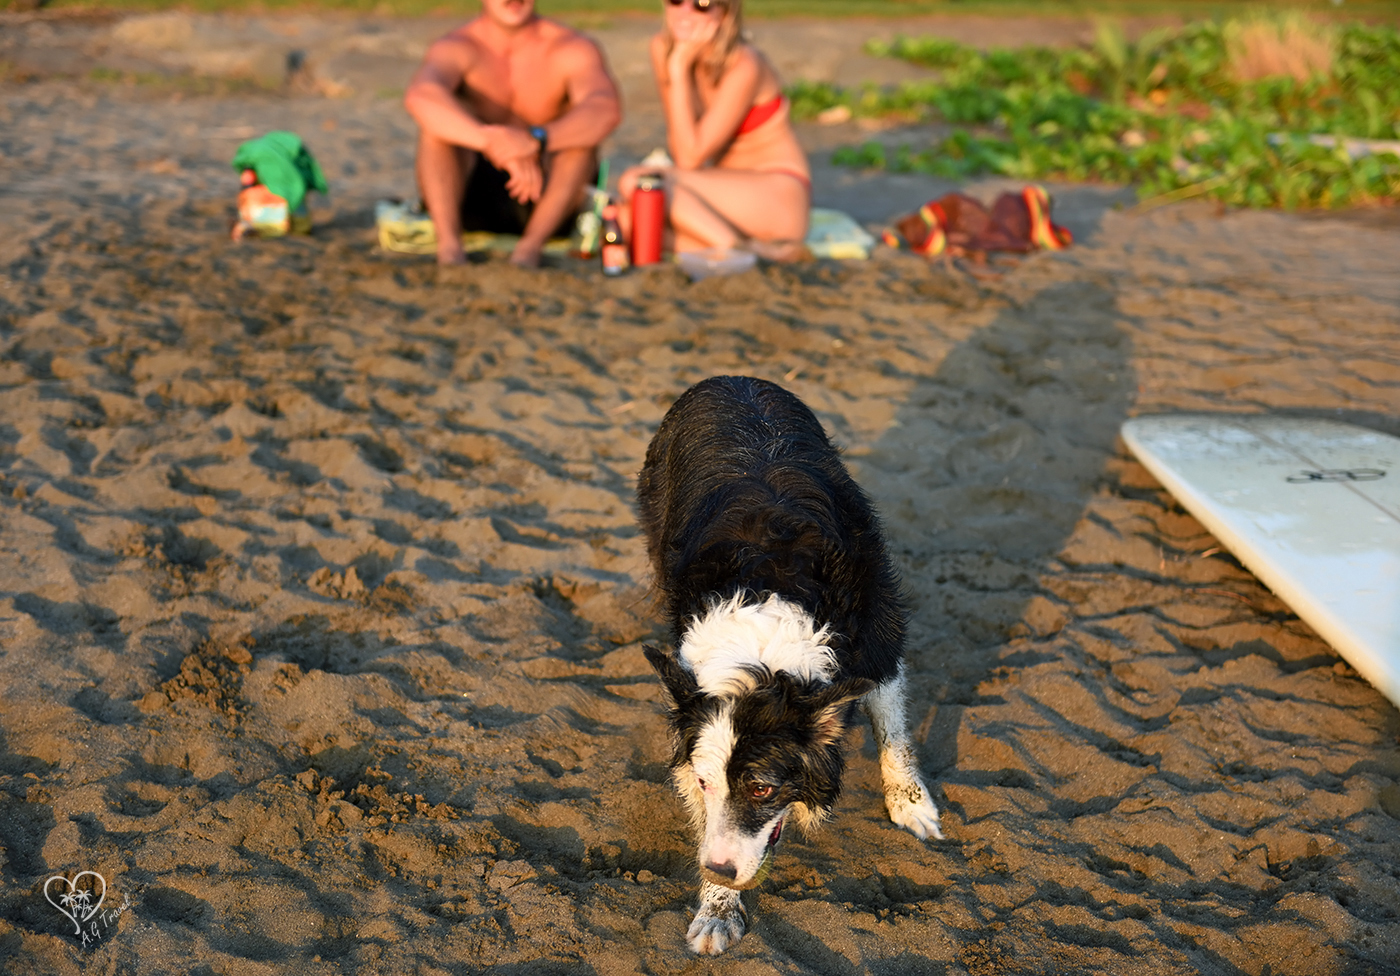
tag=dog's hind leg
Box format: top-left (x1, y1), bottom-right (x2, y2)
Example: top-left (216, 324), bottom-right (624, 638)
top-left (688, 880), bottom-right (746, 954)
top-left (864, 669), bottom-right (944, 840)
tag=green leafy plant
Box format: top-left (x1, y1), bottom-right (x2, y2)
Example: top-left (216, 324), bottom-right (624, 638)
top-left (810, 14), bottom-right (1400, 208)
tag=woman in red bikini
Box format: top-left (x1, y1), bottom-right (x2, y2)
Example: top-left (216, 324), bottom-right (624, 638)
top-left (619, 0), bottom-right (810, 254)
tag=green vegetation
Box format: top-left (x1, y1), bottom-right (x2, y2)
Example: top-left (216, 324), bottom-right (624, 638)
top-left (793, 14), bottom-right (1400, 208)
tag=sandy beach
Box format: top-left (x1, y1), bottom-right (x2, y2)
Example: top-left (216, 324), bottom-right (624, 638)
top-left (1, 9), bottom-right (1399, 975)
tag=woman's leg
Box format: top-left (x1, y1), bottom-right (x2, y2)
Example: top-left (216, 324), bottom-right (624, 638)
top-left (670, 169), bottom-right (809, 244)
top-left (619, 165), bottom-right (808, 252)
top-left (669, 183), bottom-right (742, 251)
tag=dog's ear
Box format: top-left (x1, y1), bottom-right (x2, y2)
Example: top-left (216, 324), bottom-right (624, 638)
top-left (807, 677), bottom-right (875, 747)
top-left (644, 644), bottom-right (700, 706)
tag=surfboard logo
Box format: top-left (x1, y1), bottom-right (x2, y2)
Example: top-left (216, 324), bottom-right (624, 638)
top-left (1286, 469), bottom-right (1387, 483)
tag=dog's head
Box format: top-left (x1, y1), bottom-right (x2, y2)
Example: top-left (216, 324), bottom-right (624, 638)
top-left (646, 643), bottom-right (872, 890)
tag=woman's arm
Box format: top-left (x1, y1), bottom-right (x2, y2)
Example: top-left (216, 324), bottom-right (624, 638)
top-left (651, 33), bottom-right (762, 170)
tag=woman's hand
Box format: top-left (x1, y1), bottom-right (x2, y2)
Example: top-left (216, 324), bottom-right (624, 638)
top-left (619, 165), bottom-right (674, 197)
top-left (650, 23), bottom-right (761, 170)
top-left (667, 19), bottom-right (719, 77)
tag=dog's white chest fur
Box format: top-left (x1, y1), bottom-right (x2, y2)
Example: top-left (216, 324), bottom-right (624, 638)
top-left (678, 594), bottom-right (836, 696)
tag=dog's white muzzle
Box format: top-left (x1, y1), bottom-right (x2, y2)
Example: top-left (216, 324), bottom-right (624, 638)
top-left (700, 815), bottom-right (785, 890)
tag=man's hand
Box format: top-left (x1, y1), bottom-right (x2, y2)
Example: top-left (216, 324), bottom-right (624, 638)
top-left (482, 125), bottom-right (545, 202)
top-left (481, 124), bottom-right (541, 168)
top-left (503, 156), bottom-right (544, 204)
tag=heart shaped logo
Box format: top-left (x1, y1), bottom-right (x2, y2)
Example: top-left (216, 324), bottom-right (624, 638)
top-left (44, 872), bottom-right (106, 935)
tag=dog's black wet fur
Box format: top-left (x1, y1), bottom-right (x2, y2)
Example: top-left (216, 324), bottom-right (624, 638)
top-left (638, 375), bottom-right (907, 669)
top-left (639, 374), bottom-right (907, 816)
top-left (637, 376), bottom-right (942, 954)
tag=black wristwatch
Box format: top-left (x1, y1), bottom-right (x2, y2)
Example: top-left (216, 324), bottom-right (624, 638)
top-left (529, 125), bottom-right (548, 156)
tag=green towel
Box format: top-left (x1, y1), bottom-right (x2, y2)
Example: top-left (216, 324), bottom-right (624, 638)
top-left (231, 132), bottom-right (329, 213)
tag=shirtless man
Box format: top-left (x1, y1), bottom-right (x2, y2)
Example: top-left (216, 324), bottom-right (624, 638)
top-left (404, 0), bottom-right (621, 267)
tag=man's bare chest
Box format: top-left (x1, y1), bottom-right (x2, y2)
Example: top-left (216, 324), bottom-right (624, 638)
top-left (462, 47), bottom-right (571, 125)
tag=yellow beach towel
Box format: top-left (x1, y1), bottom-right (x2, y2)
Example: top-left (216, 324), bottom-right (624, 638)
top-left (375, 201), bottom-right (570, 256)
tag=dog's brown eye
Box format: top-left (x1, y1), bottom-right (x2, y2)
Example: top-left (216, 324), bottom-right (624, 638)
top-left (697, 777), bottom-right (707, 789)
top-left (750, 784), bottom-right (775, 800)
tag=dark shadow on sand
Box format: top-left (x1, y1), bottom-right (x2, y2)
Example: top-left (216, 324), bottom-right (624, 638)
top-left (851, 278), bottom-right (1400, 974)
top-left (863, 279), bottom-right (1135, 710)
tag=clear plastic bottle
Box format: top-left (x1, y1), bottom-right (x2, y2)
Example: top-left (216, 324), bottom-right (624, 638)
top-left (572, 188), bottom-right (608, 258)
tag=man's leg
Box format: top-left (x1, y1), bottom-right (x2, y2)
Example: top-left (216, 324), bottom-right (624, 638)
top-left (416, 128), bottom-right (477, 266)
top-left (510, 147), bottom-right (596, 268)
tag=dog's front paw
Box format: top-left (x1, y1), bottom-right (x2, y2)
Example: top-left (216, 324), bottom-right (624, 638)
top-left (688, 912), bottom-right (745, 955)
top-left (886, 782), bottom-right (945, 841)
top-left (687, 902), bottom-right (746, 954)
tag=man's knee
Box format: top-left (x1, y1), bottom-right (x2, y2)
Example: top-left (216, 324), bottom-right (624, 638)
top-left (546, 146), bottom-right (597, 175)
top-left (541, 148), bottom-right (598, 200)
top-left (418, 130), bottom-right (471, 162)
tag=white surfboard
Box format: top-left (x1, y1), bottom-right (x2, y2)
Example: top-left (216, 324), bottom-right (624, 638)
top-left (1121, 415), bottom-right (1400, 708)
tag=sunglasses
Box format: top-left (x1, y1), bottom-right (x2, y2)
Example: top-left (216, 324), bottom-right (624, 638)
top-left (667, 0), bottom-right (723, 10)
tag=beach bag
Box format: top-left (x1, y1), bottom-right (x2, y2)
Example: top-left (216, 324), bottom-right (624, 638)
top-left (230, 132), bottom-right (327, 240)
top-left (884, 186), bottom-right (1071, 256)
top-left (231, 131), bottom-right (328, 214)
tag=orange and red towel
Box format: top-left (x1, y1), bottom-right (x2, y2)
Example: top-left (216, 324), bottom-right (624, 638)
top-left (883, 186), bottom-right (1072, 257)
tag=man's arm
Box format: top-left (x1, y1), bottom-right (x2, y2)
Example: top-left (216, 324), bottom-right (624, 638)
top-left (404, 36), bottom-right (541, 171)
top-left (404, 37), bottom-right (489, 149)
top-left (405, 35), bottom-right (547, 201)
top-left (536, 35), bottom-right (622, 152)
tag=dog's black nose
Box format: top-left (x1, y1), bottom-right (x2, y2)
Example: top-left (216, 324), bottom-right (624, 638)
top-left (704, 860), bottom-right (737, 880)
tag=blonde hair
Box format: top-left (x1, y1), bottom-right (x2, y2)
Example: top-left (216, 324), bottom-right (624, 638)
top-left (664, 0), bottom-right (744, 84)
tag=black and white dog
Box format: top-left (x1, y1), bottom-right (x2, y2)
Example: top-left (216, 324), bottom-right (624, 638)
top-left (638, 375), bottom-right (942, 955)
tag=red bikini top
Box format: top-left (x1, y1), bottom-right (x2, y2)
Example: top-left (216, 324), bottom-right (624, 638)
top-left (737, 94), bottom-right (785, 134)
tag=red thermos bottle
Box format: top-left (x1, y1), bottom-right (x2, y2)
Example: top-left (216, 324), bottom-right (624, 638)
top-left (631, 174), bottom-right (665, 266)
